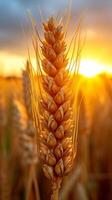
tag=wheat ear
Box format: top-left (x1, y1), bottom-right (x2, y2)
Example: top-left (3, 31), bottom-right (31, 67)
top-left (28, 16), bottom-right (81, 200)
top-left (22, 62), bottom-right (40, 200)
top-left (22, 62), bottom-right (38, 165)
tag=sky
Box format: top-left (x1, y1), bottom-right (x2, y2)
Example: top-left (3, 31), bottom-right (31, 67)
top-left (0, 0), bottom-right (112, 76)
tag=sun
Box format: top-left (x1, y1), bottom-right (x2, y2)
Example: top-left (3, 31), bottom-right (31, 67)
top-left (68, 59), bottom-right (110, 78)
top-left (79, 60), bottom-right (105, 77)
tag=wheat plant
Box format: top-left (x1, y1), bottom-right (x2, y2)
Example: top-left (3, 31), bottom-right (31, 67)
top-left (27, 16), bottom-right (82, 200)
top-left (12, 88), bottom-right (39, 199)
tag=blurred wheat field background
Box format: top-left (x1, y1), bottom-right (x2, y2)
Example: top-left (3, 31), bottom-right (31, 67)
top-left (0, 0), bottom-right (112, 200)
top-left (0, 72), bottom-right (112, 200)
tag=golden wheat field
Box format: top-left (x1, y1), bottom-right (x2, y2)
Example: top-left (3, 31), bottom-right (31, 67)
top-left (0, 72), bottom-right (112, 200)
top-left (0, 1), bottom-right (112, 200)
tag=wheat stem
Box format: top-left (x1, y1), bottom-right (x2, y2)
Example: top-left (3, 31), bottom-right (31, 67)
top-left (51, 188), bottom-right (59, 200)
top-left (51, 178), bottom-right (61, 200)
top-left (25, 165), bottom-right (34, 200)
top-left (33, 167), bottom-right (40, 200)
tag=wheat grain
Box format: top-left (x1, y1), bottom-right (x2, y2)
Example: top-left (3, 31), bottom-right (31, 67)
top-left (41, 17), bottom-right (76, 179)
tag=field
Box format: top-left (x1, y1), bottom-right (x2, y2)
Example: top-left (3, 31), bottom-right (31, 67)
top-left (0, 73), bottom-right (112, 200)
top-left (0, 0), bottom-right (112, 199)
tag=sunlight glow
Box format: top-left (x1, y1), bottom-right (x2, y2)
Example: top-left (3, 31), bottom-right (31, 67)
top-left (0, 52), bottom-right (37, 77)
top-left (68, 59), bottom-right (112, 78)
top-left (0, 52), bottom-right (112, 78)
top-left (79, 60), bottom-right (105, 77)
top-left (0, 52), bottom-right (24, 76)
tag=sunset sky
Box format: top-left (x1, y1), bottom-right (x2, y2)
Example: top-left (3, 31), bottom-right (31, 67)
top-left (0, 0), bottom-right (112, 76)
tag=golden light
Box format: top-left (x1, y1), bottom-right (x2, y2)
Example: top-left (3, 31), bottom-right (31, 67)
top-left (0, 52), bottom-right (38, 77)
top-left (79, 60), bottom-right (105, 77)
top-left (68, 59), bottom-right (112, 78)
top-left (0, 52), bottom-right (24, 76)
top-left (0, 51), bottom-right (112, 78)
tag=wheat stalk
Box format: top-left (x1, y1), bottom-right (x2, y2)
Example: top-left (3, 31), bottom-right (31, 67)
top-left (0, 95), bottom-right (6, 129)
top-left (0, 156), bottom-right (11, 200)
top-left (12, 98), bottom-right (40, 200)
top-left (28, 16), bottom-right (81, 200)
top-left (0, 95), bottom-right (6, 158)
top-left (0, 96), bottom-right (10, 200)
